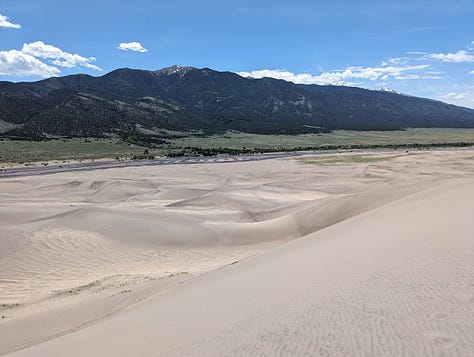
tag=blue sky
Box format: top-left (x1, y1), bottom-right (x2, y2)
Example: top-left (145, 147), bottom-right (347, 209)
top-left (1, 0), bottom-right (473, 107)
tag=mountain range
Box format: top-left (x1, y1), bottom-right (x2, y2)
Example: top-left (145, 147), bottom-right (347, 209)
top-left (1, 65), bottom-right (474, 139)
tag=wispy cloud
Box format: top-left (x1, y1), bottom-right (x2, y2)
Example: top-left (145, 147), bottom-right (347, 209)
top-left (390, 45), bottom-right (474, 64)
top-left (324, 64), bottom-right (435, 82)
top-left (238, 64), bottom-right (434, 86)
top-left (0, 42), bottom-right (101, 78)
top-left (237, 69), bottom-right (346, 85)
top-left (0, 13), bottom-right (21, 29)
top-left (445, 92), bottom-right (466, 100)
top-left (118, 42), bottom-right (148, 53)
top-left (427, 50), bottom-right (474, 63)
top-left (240, 42), bottom-right (474, 100)
top-left (442, 90), bottom-right (474, 108)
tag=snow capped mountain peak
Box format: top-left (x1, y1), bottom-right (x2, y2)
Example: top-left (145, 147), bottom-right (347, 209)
top-left (155, 65), bottom-right (195, 76)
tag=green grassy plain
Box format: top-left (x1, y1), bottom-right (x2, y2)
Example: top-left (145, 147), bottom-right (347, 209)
top-left (1, 128), bottom-right (473, 165)
top-left (0, 138), bottom-right (144, 165)
top-left (168, 128), bottom-right (474, 149)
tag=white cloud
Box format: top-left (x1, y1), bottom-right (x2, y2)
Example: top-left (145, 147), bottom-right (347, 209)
top-left (426, 70), bottom-right (444, 75)
top-left (390, 47), bottom-right (474, 65)
top-left (22, 41), bottom-right (102, 70)
top-left (238, 64), bottom-right (432, 86)
top-left (445, 92), bottom-right (466, 100)
top-left (0, 50), bottom-right (60, 77)
top-left (440, 90), bottom-right (474, 108)
top-left (0, 41), bottom-right (101, 78)
top-left (394, 74), bottom-right (442, 80)
top-left (470, 70), bottom-right (474, 75)
top-left (329, 65), bottom-right (431, 81)
top-left (386, 57), bottom-right (407, 65)
top-left (237, 69), bottom-right (350, 85)
top-left (427, 50), bottom-right (474, 63)
top-left (407, 51), bottom-right (427, 55)
top-left (118, 42), bottom-right (148, 53)
top-left (387, 54), bottom-right (427, 65)
top-left (0, 13), bottom-right (21, 29)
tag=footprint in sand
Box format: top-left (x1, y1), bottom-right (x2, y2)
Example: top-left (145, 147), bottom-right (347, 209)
top-left (434, 336), bottom-right (455, 349)
top-left (423, 332), bottom-right (456, 350)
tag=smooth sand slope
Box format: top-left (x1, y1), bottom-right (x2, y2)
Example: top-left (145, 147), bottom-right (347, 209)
top-left (1, 150), bottom-right (474, 356)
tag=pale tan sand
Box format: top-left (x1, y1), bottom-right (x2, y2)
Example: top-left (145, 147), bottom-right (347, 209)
top-left (1, 150), bottom-right (474, 356)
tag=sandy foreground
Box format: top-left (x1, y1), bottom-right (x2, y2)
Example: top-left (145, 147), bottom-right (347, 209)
top-left (1, 150), bottom-right (473, 356)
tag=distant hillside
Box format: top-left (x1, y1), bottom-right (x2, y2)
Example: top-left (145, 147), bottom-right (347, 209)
top-left (1, 65), bottom-right (474, 138)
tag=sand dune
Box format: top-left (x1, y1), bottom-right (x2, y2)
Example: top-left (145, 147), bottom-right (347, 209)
top-left (1, 150), bottom-right (474, 355)
top-left (8, 178), bottom-right (474, 357)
